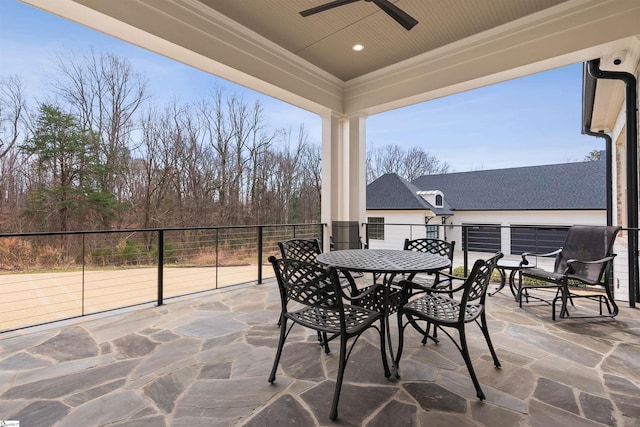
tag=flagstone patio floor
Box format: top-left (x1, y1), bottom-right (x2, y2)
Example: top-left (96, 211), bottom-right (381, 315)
top-left (1, 277), bottom-right (639, 426)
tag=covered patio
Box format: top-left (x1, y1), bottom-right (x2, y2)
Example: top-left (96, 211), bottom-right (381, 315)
top-left (21, 0), bottom-right (640, 305)
top-left (1, 279), bottom-right (639, 426)
top-left (5, 1), bottom-right (640, 425)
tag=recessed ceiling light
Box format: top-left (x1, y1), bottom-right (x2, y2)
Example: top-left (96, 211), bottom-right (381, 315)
top-left (352, 44), bottom-right (364, 52)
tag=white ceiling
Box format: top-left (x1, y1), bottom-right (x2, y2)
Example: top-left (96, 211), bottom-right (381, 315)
top-left (198, 0), bottom-right (569, 81)
top-left (21, 0), bottom-right (640, 117)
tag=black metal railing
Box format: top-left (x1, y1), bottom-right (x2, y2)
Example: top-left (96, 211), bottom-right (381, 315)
top-left (0, 223), bottom-right (324, 333)
top-left (3, 221), bottom-right (637, 334)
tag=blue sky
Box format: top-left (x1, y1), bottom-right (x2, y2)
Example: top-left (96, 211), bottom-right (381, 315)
top-left (1, 0), bottom-right (602, 172)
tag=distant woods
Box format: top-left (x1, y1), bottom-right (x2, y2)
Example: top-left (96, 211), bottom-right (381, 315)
top-left (0, 50), bottom-right (445, 232)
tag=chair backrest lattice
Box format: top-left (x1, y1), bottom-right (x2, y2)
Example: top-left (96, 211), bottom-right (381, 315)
top-left (554, 226), bottom-right (621, 284)
top-left (269, 256), bottom-right (340, 310)
top-left (464, 252), bottom-right (503, 305)
top-left (278, 239), bottom-right (322, 265)
top-left (404, 238), bottom-right (454, 258)
top-left (404, 238), bottom-right (455, 272)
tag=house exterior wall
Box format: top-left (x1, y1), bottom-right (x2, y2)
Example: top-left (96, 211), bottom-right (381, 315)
top-left (445, 210), bottom-right (605, 256)
top-left (365, 210), bottom-right (437, 249)
top-left (367, 209), bottom-right (605, 252)
top-left (365, 207), bottom-right (637, 301)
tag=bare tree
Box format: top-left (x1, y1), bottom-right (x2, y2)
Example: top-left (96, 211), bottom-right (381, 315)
top-left (273, 126), bottom-right (309, 223)
top-left (584, 149), bottom-right (602, 161)
top-left (133, 105), bottom-right (178, 228)
top-left (196, 90), bottom-right (234, 223)
top-left (403, 147), bottom-right (449, 180)
top-left (0, 76), bottom-right (28, 230)
top-left (0, 75), bottom-right (26, 159)
top-left (367, 144), bottom-right (449, 182)
top-left (298, 139), bottom-right (322, 221)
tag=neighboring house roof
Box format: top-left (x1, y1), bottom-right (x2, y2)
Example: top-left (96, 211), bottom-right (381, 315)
top-left (366, 173), bottom-right (453, 215)
top-left (410, 158), bottom-right (605, 211)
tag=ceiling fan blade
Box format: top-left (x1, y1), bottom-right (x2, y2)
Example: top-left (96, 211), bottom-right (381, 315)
top-left (370, 0), bottom-right (418, 30)
top-left (300, 0), bottom-right (361, 17)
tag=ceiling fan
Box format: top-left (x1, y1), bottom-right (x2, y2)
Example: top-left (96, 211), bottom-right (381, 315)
top-left (300, 0), bottom-right (418, 31)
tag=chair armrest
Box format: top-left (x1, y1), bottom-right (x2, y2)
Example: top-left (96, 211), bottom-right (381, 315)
top-left (437, 271), bottom-right (465, 282)
top-left (401, 273), bottom-right (467, 294)
top-left (565, 255), bottom-right (616, 275)
top-left (336, 268), bottom-right (360, 295)
top-left (521, 248), bottom-right (562, 266)
top-left (340, 282), bottom-right (383, 303)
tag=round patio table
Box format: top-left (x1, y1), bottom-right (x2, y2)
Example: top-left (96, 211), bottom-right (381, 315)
top-left (317, 249), bottom-right (450, 276)
top-left (316, 249), bottom-right (451, 377)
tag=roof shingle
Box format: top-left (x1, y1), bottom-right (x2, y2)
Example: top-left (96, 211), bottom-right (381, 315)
top-left (367, 158), bottom-right (605, 211)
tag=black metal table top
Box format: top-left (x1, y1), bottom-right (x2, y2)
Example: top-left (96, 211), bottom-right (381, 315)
top-left (316, 249), bottom-right (450, 274)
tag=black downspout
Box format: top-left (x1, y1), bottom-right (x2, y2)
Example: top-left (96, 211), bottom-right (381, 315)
top-left (587, 59), bottom-right (639, 307)
top-left (583, 63), bottom-right (613, 226)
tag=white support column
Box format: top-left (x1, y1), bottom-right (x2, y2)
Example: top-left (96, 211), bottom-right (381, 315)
top-left (320, 112), bottom-right (368, 250)
top-left (348, 114), bottom-right (367, 226)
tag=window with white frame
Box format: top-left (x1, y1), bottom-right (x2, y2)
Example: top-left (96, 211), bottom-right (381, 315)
top-left (368, 217), bottom-right (385, 240)
top-left (425, 224), bottom-right (438, 238)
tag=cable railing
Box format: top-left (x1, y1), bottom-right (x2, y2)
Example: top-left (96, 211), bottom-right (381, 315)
top-left (0, 223), bottom-right (324, 333)
top-left (2, 221), bottom-right (637, 334)
top-left (363, 222), bottom-right (639, 307)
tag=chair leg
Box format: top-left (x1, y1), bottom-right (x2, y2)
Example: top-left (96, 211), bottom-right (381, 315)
top-left (557, 285), bottom-right (570, 319)
top-left (458, 327), bottom-right (486, 400)
top-left (395, 312), bottom-right (406, 373)
top-left (379, 318), bottom-right (391, 378)
top-left (405, 313), bottom-right (438, 345)
top-left (318, 331), bottom-right (331, 354)
top-left (329, 336), bottom-right (348, 421)
top-left (479, 313), bottom-right (501, 368)
top-left (420, 321), bottom-right (436, 344)
top-left (517, 280), bottom-right (525, 308)
top-left (269, 317), bottom-right (288, 383)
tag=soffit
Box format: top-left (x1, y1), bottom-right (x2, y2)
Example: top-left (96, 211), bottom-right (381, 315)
top-left (590, 43), bottom-right (640, 133)
top-left (201, 0), bottom-right (568, 81)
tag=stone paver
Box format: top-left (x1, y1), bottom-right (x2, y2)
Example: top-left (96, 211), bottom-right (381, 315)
top-left (0, 279), bottom-right (639, 426)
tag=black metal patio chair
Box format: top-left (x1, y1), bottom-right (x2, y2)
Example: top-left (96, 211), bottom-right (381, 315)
top-left (278, 238), bottom-right (347, 353)
top-left (277, 238), bottom-right (385, 353)
top-left (402, 238), bottom-right (455, 291)
top-left (395, 252), bottom-right (503, 401)
top-left (279, 237), bottom-right (400, 308)
top-left (517, 225), bottom-right (621, 320)
top-left (268, 256), bottom-right (390, 421)
top-left (279, 238), bottom-right (359, 291)
top-left (278, 238), bottom-right (324, 265)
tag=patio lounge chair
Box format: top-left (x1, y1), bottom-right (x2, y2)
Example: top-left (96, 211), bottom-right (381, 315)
top-left (268, 256), bottom-right (390, 421)
top-left (396, 252), bottom-right (503, 400)
top-left (517, 225), bottom-right (621, 320)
